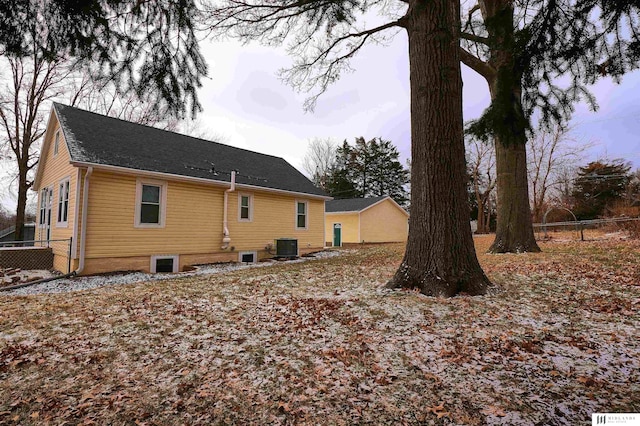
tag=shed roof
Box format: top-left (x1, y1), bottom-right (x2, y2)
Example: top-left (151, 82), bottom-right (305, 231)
top-left (52, 103), bottom-right (326, 197)
top-left (325, 196), bottom-right (389, 213)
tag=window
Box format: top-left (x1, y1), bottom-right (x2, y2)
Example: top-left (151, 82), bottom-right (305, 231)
top-left (53, 131), bottom-right (59, 156)
top-left (39, 188), bottom-right (47, 227)
top-left (135, 179), bottom-right (167, 227)
top-left (239, 251), bottom-right (257, 263)
top-left (238, 194), bottom-right (252, 221)
top-left (296, 200), bottom-right (308, 229)
top-left (57, 178), bottom-right (70, 226)
top-left (151, 255), bottom-right (179, 273)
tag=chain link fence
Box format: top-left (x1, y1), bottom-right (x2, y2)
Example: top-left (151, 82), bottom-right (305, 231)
top-left (0, 238), bottom-right (73, 274)
top-left (533, 217), bottom-right (640, 241)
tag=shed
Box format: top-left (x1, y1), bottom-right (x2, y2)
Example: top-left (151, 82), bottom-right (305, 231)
top-left (325, 196), bottom-right (409, 246)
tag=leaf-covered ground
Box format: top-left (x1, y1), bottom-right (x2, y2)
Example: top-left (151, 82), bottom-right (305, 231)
top-left (1, 235), bottom-right (639, 425)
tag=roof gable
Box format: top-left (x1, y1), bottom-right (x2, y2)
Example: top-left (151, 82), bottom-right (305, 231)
top-left (52, 103), bottom-right (326, 197)
top-left (33, 107), bottom-right (71, 190)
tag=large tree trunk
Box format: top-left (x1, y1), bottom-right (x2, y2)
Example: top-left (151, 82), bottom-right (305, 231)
top-left (482, 0), bottom-right (541, 253)
top-left (476, 194), bottom-right (489, 234)
top-left (387, 0), bottom-right (493, 296)
top-left (14, 163), bottom-right (29, 242)
top-left (490, 137), bottom-right (540, 252)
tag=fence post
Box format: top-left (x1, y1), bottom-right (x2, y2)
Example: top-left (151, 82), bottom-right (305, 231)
top-left (580, 225), bottom-right (584, 241)
top-left (67, 237), bottom-right (72, 274)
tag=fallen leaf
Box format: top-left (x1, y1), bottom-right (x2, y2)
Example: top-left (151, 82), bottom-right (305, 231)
top-left (482, 405), bottom-right (507, 417)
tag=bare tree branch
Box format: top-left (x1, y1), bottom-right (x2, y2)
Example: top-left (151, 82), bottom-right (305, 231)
top-left (459, 46), bottom-right (496, 81)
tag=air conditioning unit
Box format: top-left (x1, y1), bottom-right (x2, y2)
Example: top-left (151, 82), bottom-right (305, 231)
top-left (275, 238), bottom-right (298, 258)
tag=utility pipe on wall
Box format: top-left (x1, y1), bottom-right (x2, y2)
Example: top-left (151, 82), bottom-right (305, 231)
top-left (76, 166), bottom-right (93, 274)
top-left (221, 170), bottom-right (236, 249)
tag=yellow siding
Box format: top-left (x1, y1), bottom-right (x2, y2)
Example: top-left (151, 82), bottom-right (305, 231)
top-left (227, 192), bottom-right (324, 252)
top-left (82, 170), bottom-right (325, 271)
top-left (34, 119), bottom-right (78, 259)
top-left (85, 172), bottom-right (223, 258)
top-left (81, 245), bottom-right (324, 276)
top-left (359, 199), bottom-right (408, 243)
top-left (325, 213), bottom-right (360, 244)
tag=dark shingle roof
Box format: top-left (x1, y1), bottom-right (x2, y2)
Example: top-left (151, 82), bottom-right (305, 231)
top-left (325, 196), bottom-right (388, 213)
top-left (53, 103), bottom-right (326, 197)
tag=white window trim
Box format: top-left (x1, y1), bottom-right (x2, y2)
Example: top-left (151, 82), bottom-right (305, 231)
top-left (238, 193), bottom-right (253, 222)
top-left (134, 178), bottom-right (168, 228)
top-left (38, 188), bottom-right (47, 229)
top-left (238, 251), bottom-right (257, 263)
top-left (53, 131), bottom-right (60, 156)
top-left (56, 177), bottom-right (70, 228)
top-left (295, 199), bottom-right (309, 230)
top-left (150, 255), bottom-right (179, 273)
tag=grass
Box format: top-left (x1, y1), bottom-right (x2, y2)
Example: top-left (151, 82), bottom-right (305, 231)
top-left (1, 234), bottom-right (639, 425)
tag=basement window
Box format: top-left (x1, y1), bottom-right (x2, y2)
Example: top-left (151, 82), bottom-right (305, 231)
top-left (239, 251), bottom-right (257, 263)
top-left (151, 255), bottom-right (179, 273)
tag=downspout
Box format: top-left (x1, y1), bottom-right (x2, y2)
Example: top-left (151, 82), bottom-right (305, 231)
top-left (221, 170), bottom-right (236, 249)
top-left (76, 166), bottom-right (93, 274)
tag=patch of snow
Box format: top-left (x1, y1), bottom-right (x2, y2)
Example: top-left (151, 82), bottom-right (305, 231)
top-left (1, 269), bottom-right (55, 287)
top-left (2, 250), bottom-right (342, 296)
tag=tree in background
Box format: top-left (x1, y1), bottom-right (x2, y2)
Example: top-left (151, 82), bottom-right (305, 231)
top-left (0, 205), bottom-right (15, 230)
top-left (549, 165), bottom-right (580, 210)
top-left (326, 137), bottom-right (409, 208)
top-left (0, 57), bottom-right (190, 242)
top-left (67, 74), bottom-right (227, 142)
top-left (461, 1), bottom-right (640, 253)
top-left (465, 136), bottom-right (496, 234)
top-left (66, 73), bottom-right (176, 129)
top-left (527, 125), bottom-right (592, 222)
top-left (302, 138), bottom-right (337, 192)
top-left (0, 55), bottom-right (71, 241)
top-left (624, 170), bottom-right (640, 210)
top-left (0, 0), bottom-right (206, 241)
top-left (572, 160), bottom-right (631, 220)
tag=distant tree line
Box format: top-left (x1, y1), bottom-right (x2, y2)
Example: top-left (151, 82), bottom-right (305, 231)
top-left (303, 137), bottom-right (409, 208)
top-left (466, 126), bottom-right (640, 227)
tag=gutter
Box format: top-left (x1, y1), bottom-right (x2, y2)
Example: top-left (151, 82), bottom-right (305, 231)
top-left (68, 160), bottom-right (332, 200)
top-left (76, 166), bottom-right (93, 274)
top-left (221, 170), bottom-right (236, 249)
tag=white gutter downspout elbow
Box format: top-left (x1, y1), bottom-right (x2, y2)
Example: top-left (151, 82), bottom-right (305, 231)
top-left (222, 170), bottom-right (236, 249)
top-left (76, 166), bottom-right (93, 275)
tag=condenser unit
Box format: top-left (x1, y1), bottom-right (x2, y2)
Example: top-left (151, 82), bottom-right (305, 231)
top-left (275, 238), bottom-right (298, 258)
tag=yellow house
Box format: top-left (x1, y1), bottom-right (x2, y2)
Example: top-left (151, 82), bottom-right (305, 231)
top-left (33, 103), bottom-right (329, 275)
top-left (325, 197), bottom-right (409, 246)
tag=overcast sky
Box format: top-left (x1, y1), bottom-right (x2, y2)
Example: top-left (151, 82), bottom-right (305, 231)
top-left (195, 36), bottom-right (640, 174)
top-left (3, 31), bottom-right (639, 212)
